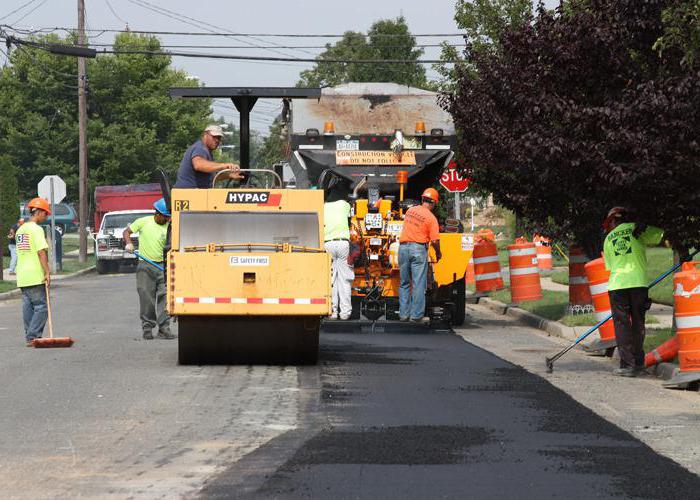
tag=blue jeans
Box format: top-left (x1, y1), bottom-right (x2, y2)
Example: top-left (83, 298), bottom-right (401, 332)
top-left (399, 243), bottom-right (428, 320)
top-left (22, 284), bottom-right (48, 341)
top-left (8, 244), bottom-right (17, 272)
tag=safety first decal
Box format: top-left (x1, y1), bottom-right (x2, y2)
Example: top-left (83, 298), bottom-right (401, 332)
top-left (229, 256), bottom-right (269, 266)
top-left (225, 191), bottom-right (282, 206)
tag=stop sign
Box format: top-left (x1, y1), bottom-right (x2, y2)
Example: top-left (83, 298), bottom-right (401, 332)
top-left (440, 168), bottom-right (470, 193)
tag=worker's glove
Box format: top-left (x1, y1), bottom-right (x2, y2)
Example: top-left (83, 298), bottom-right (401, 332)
top-left (632, 222), bottom-right (647, 239)
top-left (124, 243), bottom-right (135, 253)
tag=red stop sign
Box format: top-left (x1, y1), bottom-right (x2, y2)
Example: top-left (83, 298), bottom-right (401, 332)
top-left (440, 168), bottom-right (470, 193)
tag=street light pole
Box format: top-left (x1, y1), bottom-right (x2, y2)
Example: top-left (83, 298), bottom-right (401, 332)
top-left (77, 0), bottom-right (88, 263)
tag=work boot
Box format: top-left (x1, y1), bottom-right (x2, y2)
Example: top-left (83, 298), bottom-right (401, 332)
top-left (411, 317), bottom-right (430, 325)
top-left (157, 330), bottom-right (176, 340)
top-left (612, 367), bottom-right (639, 377)
top-left (142, 331), bottom-right (154, 340)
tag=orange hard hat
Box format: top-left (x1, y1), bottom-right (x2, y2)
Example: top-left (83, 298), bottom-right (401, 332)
top-left (27, 197), bottom-right (51, 215)
top-left (421, 187), bottom-right (439, 203)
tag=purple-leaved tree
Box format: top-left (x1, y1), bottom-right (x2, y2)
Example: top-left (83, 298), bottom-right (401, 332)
top-left (445, 0), bottom-right (700, 256)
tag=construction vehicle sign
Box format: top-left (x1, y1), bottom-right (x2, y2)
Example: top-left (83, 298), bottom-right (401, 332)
top-left (336, 151), bottom-right (416, 165)
top-left (225, 191), bottom-right (281, 206)
top-left (364, 213), bottom-right (383, 229)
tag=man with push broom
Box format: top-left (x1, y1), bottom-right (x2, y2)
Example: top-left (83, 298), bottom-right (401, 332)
top-left (123, 198), bottom-right (173, 340)
top-left (15, 198), bottom-right (52, 347)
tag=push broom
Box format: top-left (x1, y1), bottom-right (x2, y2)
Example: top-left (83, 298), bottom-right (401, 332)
top-left (545, 248), bottom-right (698, 373)
top-left (33, 282), bottom-right (74, 348)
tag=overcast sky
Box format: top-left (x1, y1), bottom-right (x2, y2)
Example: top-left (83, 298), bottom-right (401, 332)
top-left (1, 0), bottom-right (559, 132)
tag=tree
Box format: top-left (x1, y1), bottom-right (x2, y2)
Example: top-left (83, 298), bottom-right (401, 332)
top-left (0, 156), bottom-right (20, 275)
top-left (298, 17), bottom-right (427, 88)
top-left (0, 32), bottom-right (211, 201)
top-left (446, 0), bottom-right (700, 254)
top-left (655, 1), bottom-right (700, 67)
top-left (434, 0), bottom-right (534, 91)
top-left (255, 121), bottom-right (287, 170)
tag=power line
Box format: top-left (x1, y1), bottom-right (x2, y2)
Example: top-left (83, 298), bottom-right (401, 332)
top-left (14, 26), bottom-right (467, 38)
top-left (9, 0), bottom-right (48, 24)
top-left (104, 0), bottom-right (128, 26)
top-left (75, 42), bottom-right (463, 50)
top-left (0, 0), bottom-right (40, 22)
top-left (98, 48), bottom-right (455, 64)
top-left (125, 0), bottom-right (308, 59)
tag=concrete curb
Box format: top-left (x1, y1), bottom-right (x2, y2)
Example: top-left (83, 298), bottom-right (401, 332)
top-left (471, 294), bottom-right (679, 382)
top-left (0, 266), bottom-right (96, 302)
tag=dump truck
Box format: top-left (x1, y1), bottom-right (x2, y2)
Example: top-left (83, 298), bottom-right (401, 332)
top-left (287, 83), bottom-right (472, 326)
top-left (166, 87), bottom-right (329, 364)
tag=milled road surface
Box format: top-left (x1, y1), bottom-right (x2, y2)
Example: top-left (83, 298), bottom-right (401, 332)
top-left (0, 274), bottom-right (300, 499)
top-left (1, 273), bottom-right (698, 498)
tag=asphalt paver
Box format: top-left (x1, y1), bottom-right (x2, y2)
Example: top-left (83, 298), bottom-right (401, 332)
top-left (201, 329), bottom-right (700, 499)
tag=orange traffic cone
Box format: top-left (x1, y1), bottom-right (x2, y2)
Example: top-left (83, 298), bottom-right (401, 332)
top-left (645, 335), bottom-right (679, 367)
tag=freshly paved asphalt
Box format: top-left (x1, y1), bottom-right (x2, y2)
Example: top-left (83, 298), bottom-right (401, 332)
top-left (202, 329), bottom-right (700, 499)
top-left (1, 273), bottom-right (698, 498)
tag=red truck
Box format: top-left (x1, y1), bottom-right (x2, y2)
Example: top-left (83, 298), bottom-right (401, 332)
top-left (93, 184), bottom-right (162, 231)
top-left (92, 184), bottom-right (163, 273)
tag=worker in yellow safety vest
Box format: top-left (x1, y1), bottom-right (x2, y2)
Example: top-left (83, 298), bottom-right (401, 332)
top-left (603, 207), bottom-right (664, 377)
top-left (15, 198), bottom-right (52, 347)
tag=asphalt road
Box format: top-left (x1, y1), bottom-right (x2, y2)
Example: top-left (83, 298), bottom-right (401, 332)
top-left (1, 273), bottom-right (698, 499)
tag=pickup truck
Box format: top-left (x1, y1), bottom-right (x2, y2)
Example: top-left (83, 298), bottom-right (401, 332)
top-left (94, 209), bottom-right (153, 274)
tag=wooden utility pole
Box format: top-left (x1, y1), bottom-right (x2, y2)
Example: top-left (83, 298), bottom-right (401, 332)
top-left (77, 0), bottom-right (88, 262)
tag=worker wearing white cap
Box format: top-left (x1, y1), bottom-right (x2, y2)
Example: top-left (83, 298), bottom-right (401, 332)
top-left (174, 124), bottom-right (243, 189)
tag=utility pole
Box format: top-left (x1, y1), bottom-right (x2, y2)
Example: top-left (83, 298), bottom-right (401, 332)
top-left (77, 0), bottom-right (88, 262)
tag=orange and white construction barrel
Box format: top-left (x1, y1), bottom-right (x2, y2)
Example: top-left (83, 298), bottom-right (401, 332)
top-left (664, 262), bottom-right (700, 387)
top-left (474, 237), bottom-right (503, 293)
top-left (582, 258), bottom-right (617, 352)
top-left (534, 234), bottom-right (553, 271)
top-left (568, 246), bottom-right (593, 313)
top-left (507, 239), bottom-right (542, 303)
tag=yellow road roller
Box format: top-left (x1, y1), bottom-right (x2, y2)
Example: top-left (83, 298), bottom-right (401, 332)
top-left (167, 170), bottom-right (330, 364)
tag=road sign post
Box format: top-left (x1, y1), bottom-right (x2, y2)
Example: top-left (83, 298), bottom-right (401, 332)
top-left (440, 167), bottom-right (470, 221)
top-left (38, 175), bottom-right (66, 273)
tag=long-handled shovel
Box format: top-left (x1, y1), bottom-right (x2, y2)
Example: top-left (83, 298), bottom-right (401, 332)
top-left (33, 282), bottom-right (75, 348)
top-left (545, 248), bottom-right (698, 373)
